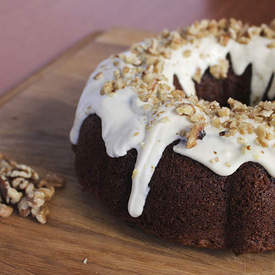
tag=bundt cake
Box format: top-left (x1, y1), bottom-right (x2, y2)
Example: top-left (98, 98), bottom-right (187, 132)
top-left (70, 19), bottom-right (275, 254)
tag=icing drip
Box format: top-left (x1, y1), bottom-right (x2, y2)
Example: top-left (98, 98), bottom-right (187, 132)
top-left (70, 27), bottom-right (275, 218)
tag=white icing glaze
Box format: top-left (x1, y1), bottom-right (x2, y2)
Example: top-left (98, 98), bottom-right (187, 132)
top-left (70, 33), bottom-right (275, 218)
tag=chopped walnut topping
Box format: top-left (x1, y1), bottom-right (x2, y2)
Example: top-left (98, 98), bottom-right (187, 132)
top-left (171, 89), bottom-right (186, 100)
top-left (261, 24), bottom-right (274, 38)
top-left (217, 107), bottom-right (230, 117)
top-left (255, 125), bottom-right (270, 147)
top-left (219, 35), bottom-right (230, 46)
top-left (185, 123), bottom-right (206, 148)
top-left (228, 98), bottom-right (248, 111)
top-left (183, 50), bottom-right (191, 57)
top-left (176, 104), bottom-right (196, 116)
top-left (97, 19), bottom-right (275, 122)
top-left (212, 117), bottom-right (221, 128)
top-left (100, 81), bottom-right (115, 95)
top-left (122, 66), bottom-right (130, 75)
top-left (93, 72), bottom-right (103, 80)
top-left (94, 19), bottom-right (275, 155)
top-left (237, 36), bottom-right (250, 44)
top-left (210, 157), bottom-right (219, 163)
top-left (132, 169), bottom-right (138, 179)
top-left (193, 68), bottom-right (202, 83)
top-left (255, 125), bottom-right (267, 139)
top-left (124, 53), bottom-right (142, 66)
top-left (189, 113), bottom-right (205, 123)
top-left (0, 154), bottom-right (65, 224)
top-left (113, 69), bottom-right (120, 79)
top-left (209, 59), bottom-right (229, 79)
top-left (267, 42), bottom-right (275, 49)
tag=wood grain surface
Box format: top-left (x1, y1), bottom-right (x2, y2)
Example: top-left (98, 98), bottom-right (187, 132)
top-left (0, 28), bottom-right (274, 275)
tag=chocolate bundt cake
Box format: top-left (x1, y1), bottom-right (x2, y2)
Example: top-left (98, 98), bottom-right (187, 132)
top-left (70, 19), bottom-right (275, 254)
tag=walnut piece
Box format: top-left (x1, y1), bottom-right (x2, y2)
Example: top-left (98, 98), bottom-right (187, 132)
top-left (209, 59), bottom-right (229, 79)
top-left (185, 123), bottom-right (206, 148)
top-left (0, 203), bottom-right (13, 218)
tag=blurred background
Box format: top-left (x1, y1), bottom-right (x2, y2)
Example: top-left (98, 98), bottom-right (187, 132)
top-left (1, 0), bottom-right (274, 95)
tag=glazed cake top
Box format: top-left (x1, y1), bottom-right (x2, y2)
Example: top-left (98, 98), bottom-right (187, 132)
top-left (71, 19), bottom-right (275, 217)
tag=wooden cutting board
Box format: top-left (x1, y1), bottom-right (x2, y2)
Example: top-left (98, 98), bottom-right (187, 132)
top-left (0, 28), bottom-right (274, 275)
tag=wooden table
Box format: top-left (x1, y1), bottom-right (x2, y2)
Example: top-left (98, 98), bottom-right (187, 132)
top-left (0, 28), bottom-right (274, 275)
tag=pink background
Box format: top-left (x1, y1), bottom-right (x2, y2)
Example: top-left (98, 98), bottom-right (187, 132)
top-left (1, 0), bottom-right (274, 95)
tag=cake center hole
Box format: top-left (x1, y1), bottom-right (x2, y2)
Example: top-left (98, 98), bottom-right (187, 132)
top-left (173, 54), bottom-right (274, 107)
